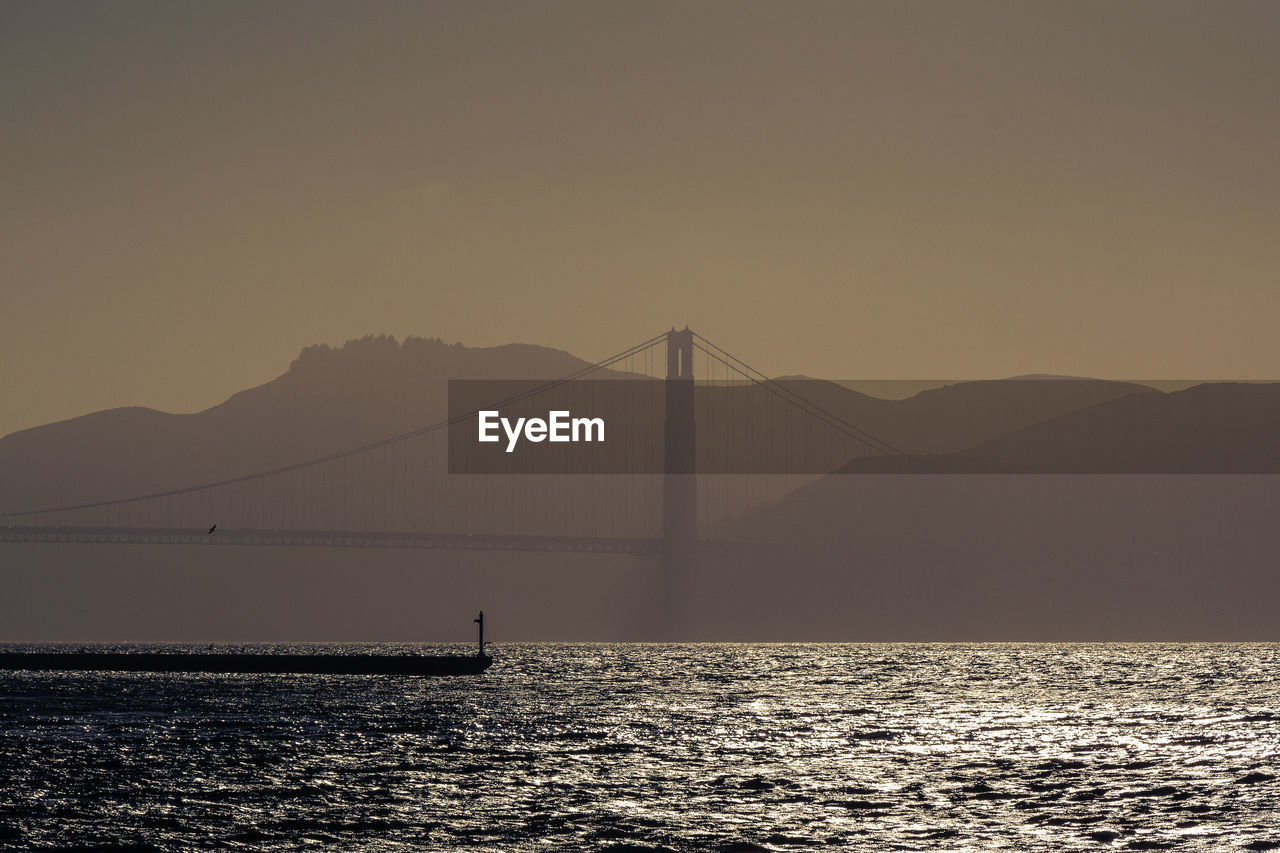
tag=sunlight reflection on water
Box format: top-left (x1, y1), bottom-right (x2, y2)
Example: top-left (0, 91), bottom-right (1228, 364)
top-left (1, 643), bottom-right (1278, 851)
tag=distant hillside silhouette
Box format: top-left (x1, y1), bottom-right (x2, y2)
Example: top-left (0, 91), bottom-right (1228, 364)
top-left (6, 335), bottom-right (1273, 518)
top-left (765, 377), bottom-right (1155, 457)
top-left (709, 473), bottom-right (1280, 640)
top-left (1, 348), bottom-right (1160, 514)
top-left (0, 335), bottom-right (614, 513)
top-left (835, 382), bottom-right (1280, 473)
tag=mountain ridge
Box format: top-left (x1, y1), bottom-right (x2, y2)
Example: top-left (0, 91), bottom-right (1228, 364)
top-left (834, 381), bottom-right (1280, 474)
top-left (3, 334), bottom-right (1274, 517)
top-left (0, 335), bottom-right (608, 513)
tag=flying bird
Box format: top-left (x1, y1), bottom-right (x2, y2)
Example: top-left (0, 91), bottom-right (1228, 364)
top-left (208, 524), bottom-right (216, 534)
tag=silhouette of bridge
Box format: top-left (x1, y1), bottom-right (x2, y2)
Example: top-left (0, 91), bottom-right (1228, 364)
top-left (0, 330), bottom-right (901, 561)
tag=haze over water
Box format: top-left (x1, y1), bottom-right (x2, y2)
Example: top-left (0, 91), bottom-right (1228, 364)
top-left (3, 642), bottom-right (1278, 851)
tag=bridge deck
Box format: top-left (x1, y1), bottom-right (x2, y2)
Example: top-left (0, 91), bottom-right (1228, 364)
top-left (0, 525), bottom-right (664, 555)
top-left (0, 526), bottom-right (795, 556)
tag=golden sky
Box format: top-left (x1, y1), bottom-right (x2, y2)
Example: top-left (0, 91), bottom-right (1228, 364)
top-left (2, 0), bottom-right (1278, 438)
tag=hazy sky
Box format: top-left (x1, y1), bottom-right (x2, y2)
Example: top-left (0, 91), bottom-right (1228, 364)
top-left (3, 0), bottom-right (1278, 438)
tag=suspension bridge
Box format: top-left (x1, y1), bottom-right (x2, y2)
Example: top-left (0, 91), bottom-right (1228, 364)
top-left (0, 330), bottom-right (902, 563)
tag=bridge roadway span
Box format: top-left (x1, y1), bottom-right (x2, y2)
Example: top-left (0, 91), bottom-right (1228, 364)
top-left (0, 525), bottom-right (664, 555)
top-left (0, 526), bottom-right (794, 556)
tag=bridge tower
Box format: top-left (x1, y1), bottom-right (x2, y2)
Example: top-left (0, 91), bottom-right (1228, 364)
top-left (663, 327), bottom-right (697, 561)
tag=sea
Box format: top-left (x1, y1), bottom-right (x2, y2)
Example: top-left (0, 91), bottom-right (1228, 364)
top-left (1, 643), bottom-right (1278, 852)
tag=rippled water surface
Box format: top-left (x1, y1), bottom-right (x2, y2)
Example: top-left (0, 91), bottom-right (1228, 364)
top-left (2, 643), bottom-right (1279, 851)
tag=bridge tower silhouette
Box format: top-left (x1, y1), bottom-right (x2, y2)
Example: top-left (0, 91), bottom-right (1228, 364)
top-left (663, 327), bottom-right (696, 568)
